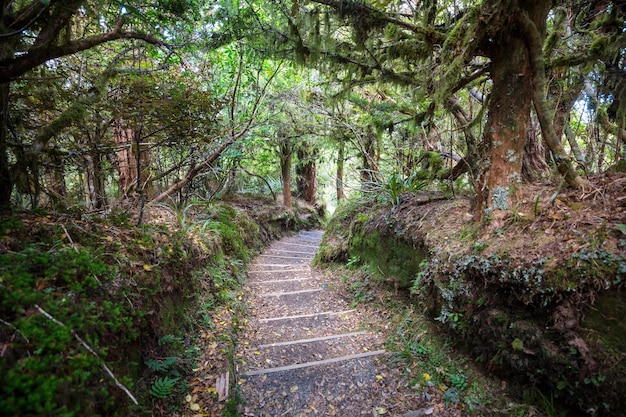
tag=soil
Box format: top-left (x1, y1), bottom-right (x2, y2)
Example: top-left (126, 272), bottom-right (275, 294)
top-left (379, 173), bottom-right (626, 262)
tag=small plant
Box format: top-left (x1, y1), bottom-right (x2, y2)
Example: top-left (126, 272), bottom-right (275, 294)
top-left (149, 376), bottom-right (179, 399)
top-left (346, 255), bottom-right (361, 269)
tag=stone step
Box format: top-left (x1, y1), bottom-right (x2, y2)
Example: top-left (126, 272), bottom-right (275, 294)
top-left (248, 310), bottom-right (359, 345)
top-left (247, 289), bottom-right (351, 319)
top-left (263, 248), bottom-right (316, 258)
top-left (239, 354), bottom-right (390, 416)
top-left (254, 280), bottom-right (322, 293)
top-left (243, 332), bottom-right (384, 371)
top-left (247, 263), bottom-right (311, 271)
top-left (279, 237), bottom-right (322, 246)
top-left (248, 276), bottom-right (321, 293)
top-left (248, 269), bottom-right (314, 278)
top-left (269, 241), bottom-right (320, 252)
top-left (256, 254), bottom-right (311, 265)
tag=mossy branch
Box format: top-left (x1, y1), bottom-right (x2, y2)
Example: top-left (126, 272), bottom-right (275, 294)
top-left (518, 11), bottom-right (585, 188)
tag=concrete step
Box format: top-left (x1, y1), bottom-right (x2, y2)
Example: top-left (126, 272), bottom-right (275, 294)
top-left (247, 289), bottom-right (351, 320)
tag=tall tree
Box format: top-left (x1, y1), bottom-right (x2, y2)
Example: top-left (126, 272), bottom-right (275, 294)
top-left (259, 0), bottom-right (625, 218)
top-left (0, 0), bottom-right (175, 207)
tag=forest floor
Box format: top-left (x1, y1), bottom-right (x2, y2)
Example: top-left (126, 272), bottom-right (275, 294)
top-left (376, 171), bottom-right (626, 265)
top-left (186, 231), bottom-right (519, 417)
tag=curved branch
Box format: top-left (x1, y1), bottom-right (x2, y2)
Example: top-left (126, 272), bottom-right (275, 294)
top-left (149, 63), bottom-right (283, 204)
top-left (310, 0), bottom-right (444, 44)
top-left (0, 21), bottom-right (167, 82)
top-left (518, 11), bottom-right (584, 188)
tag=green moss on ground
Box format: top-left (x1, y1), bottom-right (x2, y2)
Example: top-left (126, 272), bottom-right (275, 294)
top-left (0, 195), bottom-right (320, 417)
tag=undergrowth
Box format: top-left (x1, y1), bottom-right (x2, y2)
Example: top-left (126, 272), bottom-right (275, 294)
top-left (1, 198), bottom-right (319, 416)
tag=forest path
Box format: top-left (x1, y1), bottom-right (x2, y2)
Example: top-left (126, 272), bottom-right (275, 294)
top-left (236, 231), bottom-right (458, 417)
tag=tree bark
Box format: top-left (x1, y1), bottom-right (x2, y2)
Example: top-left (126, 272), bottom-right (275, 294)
top-left (477, 15), bottom-right (533, 219)
top-left (336, 137), bottom-right (346, 201)
top-left (44, 149), bottom-right (67, 209)
top-left (0, 82), bottom-right (11, 209)
top-left (518, 11), bottom-right (584, 188)
top-left (114, 124), bottom-right (137, 195)
top-left (296, 141), bottom-right (317, 204)
top-left (83, 152), bottom-right (106, 210)
top-left (522, 116), bottom-right (550, 181)
top-left (360, 127), bottom-right (380, 192)
top-left (280, 142), bottom-right (292, 209)
top-left (0, 15), bottom-right (165, 82)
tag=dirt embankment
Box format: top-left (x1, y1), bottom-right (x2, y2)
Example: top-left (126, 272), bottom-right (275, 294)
top-left (0, 195), bottom-right (321, 417)
top-left (319, 173), bottom-right (626, 416)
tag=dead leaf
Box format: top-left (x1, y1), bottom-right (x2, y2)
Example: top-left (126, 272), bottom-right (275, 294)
top-left (216, 372), bottom-right (229, 402)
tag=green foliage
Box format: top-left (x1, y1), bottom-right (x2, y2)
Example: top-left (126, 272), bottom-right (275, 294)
top-left (149, 377), bottom-right (180, 399)
top-left (372, 173), bottom-right (427, 206)
top-left (0, 246), bottom-right (136, 416)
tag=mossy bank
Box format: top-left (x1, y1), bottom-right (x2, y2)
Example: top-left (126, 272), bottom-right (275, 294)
top-left (0, 195), bottom-right (320, 416)
top-left (318, 177), bottom-right (626, 416)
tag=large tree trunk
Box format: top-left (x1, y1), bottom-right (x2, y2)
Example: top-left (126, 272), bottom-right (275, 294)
top-left (476, 1), bottom-right (580, 221)
top-left (45, 150), bottom-right (68, 209)
top-left (113, 123), bottom-right (152, 200)
top-left (84, 151), bottom-right (107, 210)
top-left (518, 10), bottom-right (584, 188)
top-left (114, 124), bottom-right (137, 195)
top-left (296, 141), bottom-right (317, 204)
top-left (280, 142), bottom-right (292, 209)
top-left (522, 116), bottom-right (550, 181)
top-left (336, 138), bottom-right (346, 201)
top-left (478, 18), bottom-right (533, 220)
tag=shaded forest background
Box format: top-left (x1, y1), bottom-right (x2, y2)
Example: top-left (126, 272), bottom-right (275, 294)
top-left (1, 0), bottom-right (625, 216)
top-left (1, 0), bottom-right (625, 416)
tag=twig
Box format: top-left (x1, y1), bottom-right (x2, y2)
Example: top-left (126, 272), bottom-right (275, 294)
top-left (60, 224), bottom-right (79, 253)
top-left (34, 304), bottom-right (138, 405)
top-left (0, 318), bottom-right (30, 343)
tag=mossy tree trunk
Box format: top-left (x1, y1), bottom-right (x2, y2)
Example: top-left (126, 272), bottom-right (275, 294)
top-left (45, 149), bottom-right (68, 208)
top-left (477, 6), bottom-right (534, 220)
top-left (0, 82), bottom-right (11, 209)
top-left (280, 141), bottom-right (293, 209)
top-left (518, 9), bottom-right (585, 189)
top-left (336, 137), bottom-right (346, 201)
top-left (83, 151), bottom-right (107, 210)
top-left (477, 0), bottom-right (583, 221)
top-left (521, 117), bottom-right (549, 181)
top-left (296, 140), bottom-right (317, 204)
top-left (360, 126), bottom-right (380, 192)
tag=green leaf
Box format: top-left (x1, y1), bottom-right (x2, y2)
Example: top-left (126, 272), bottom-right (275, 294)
top-left (149, 376), bottom-right (179, 398)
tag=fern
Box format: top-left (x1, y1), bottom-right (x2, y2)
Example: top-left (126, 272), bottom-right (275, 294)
top-left (149, 376), bottom-right (179, 399)
top-left (145, 357), bottom-right (176, 372)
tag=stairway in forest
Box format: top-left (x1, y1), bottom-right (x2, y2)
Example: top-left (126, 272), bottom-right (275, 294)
top-left (235, 230), bottom-right (419, 417)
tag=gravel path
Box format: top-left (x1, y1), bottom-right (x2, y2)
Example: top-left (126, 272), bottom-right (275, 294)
top-left (236, 231), bottom-right (463, 417)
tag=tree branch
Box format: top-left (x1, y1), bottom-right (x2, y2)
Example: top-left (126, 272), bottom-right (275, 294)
top-left (310, 0), bottom-right (444, 44)
top-left (149, 63), bottom-right (283, 204)
top-left (34, 304), bottom-right (138, 405)
top-left (518, 11), bottom-right (585, 188)
top-left (0, 24), bottom-right (166, 82)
